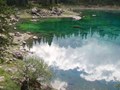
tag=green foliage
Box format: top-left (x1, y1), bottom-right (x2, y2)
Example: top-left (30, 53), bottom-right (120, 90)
top-left (0, 0), bottom-right (13, 14)
top-left (0, 16), bottom-right (10, 61)
top-left (21, 57), bottom-right (52, 81)
top-left (0, 68), bottom-right (20, 90)
top-left (17, 57), bottom-right (52, 89)
top-left (6, 0), bottom-right (28, 7)
top-left (26, 2), bottom-right (42, 9)
top-left (59, 0), bottom-right (120, 5)
top-left (0, 0), bottom-right (13, 61)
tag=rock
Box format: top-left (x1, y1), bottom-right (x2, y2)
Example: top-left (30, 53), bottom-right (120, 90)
top-left (0, 47), bottom-right (5, 51)
top-left (4, 57), bottom-right (9, 61)
top-left (14, 27), bottom-right (17, 30)
top-left (14, 32), bottom-right (21, 37)
top-left (22, 41), bottom-right (26, 44)
top-left (73, 16), bottom-right (82, 20)
top-left (0, 76), bottom-right (5, 82)
top-left (13, 23), bottom-right (16, 25)
top-left (33, 36), bottom-right (38, 39)
top-left (26, 32), bottom-right (31, 34)
top-left (9, 58), bottom-right (13, 61)
top-left (9, 23), bottom-right (12, 26)
top-left (10, 15), bottom-right (18, 22)
top-left (0, 86), bottom-right (4, 89)
top-left (92, 14), bottom-right (96, 17)
top-left (6, 67), bottom-right (17, 73)
top-left (32, 16), bottom-right (38, 19)
top-left (12, 52), bottom-right (23, 59)
top-left (22, 41), bottom-right (26, 46)
top-left (0, 34), bottom-right (7, 39)
top-left (31, 7), bottom-right (38, 15)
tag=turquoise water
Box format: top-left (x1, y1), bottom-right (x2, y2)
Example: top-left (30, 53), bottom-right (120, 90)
top-left (19, 10), bottom-right (120, 90)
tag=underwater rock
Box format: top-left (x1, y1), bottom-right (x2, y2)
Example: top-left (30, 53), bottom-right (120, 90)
top-left (92, 14), bottom-right (96, 17)
top-left (73, 16), bottom-right (82, 20)
top-left (73, 25), bottom-right (81, 28)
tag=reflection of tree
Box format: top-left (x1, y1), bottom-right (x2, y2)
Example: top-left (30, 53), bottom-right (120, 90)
top-left (22, 17), bottom-right (120, 47)
top-left (26, 39), bottom-right (33, 49)
top-left (26, 25), bottom-right (120, 48)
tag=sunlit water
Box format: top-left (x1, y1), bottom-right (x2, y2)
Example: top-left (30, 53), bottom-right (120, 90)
top-left (18, 10), bottom-right (120, 90)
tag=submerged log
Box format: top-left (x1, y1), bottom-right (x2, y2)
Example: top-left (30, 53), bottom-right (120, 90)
top-left (73, 25), bottom-right (81, 28)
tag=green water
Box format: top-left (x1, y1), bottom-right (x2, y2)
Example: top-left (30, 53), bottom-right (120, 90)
top-left (19, 10), bottom-right (120, 90)
top-left (18, 10), bottom-right (120, 40)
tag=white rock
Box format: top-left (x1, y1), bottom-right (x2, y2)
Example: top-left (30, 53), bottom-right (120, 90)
top-left (9, 23), bottom-right (12, 26)
top-left (33, 36), bottom-right (38, 39)
top-left (73, 16), bottom-right (82, 20)
top-left (22, 41), bottom-right (26, 44)
top-left (0, 86), bottom-right (4, 89)
top-left (92, 14), bottom-right (96, 17)
top-left (14, 27), bottom-right (16, 30)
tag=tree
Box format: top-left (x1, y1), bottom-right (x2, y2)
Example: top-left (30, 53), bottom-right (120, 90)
top-left (6, 0), bottom-right (28, 6)
top-left (16, 0), bottom-right (28, 6)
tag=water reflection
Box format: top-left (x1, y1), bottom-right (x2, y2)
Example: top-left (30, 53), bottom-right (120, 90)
top-left (26, 27), bottom-right (120, 49)
top-left (25, 32), bottom-right (120, 89)
top-left (51, 68), bottom-right (118, 90)
top-left (24, 10), bottom-right (120, 90)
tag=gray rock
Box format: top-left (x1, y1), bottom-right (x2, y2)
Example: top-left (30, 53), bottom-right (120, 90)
top-left (14, 32), bottom-right (21, 37)
top-left (13, 52), bottom-right (23, 59)
top-left (26, 32), bottom-right (31, 34)
top-left (0, 47), bottom-right (5, 51)
top-left (31, 7), bottom-right (38, 15)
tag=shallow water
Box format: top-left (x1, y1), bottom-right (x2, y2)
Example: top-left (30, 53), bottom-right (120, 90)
top-left (18, 10), bottom-right (120, 90)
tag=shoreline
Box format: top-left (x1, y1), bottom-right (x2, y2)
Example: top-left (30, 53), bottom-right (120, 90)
top-left (18, 5), bottom-right (120, 20)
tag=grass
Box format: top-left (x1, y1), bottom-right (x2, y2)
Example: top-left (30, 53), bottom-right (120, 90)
top-left (0, 60), bottom-right (25, 90)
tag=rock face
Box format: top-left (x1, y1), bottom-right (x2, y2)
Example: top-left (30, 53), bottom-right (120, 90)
top-left (12, 52), bottom-right (23, 59)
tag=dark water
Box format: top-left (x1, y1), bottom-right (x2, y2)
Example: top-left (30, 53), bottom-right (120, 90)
top-left (18, 10), bottom-right (120, 90)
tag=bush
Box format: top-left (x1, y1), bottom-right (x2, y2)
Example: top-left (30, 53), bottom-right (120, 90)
top-left (18, 57), bottom-right (52, 90)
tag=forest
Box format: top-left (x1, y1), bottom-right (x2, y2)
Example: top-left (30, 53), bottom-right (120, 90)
top-left (5, 0), bottom-right (120, 6)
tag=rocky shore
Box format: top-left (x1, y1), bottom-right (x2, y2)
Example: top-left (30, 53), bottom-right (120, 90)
top-left (17, 6), bottom-right (81, 21)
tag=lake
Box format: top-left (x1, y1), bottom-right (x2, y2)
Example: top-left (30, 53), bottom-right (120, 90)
top-left (18, 10), bottom-right (120, 90)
